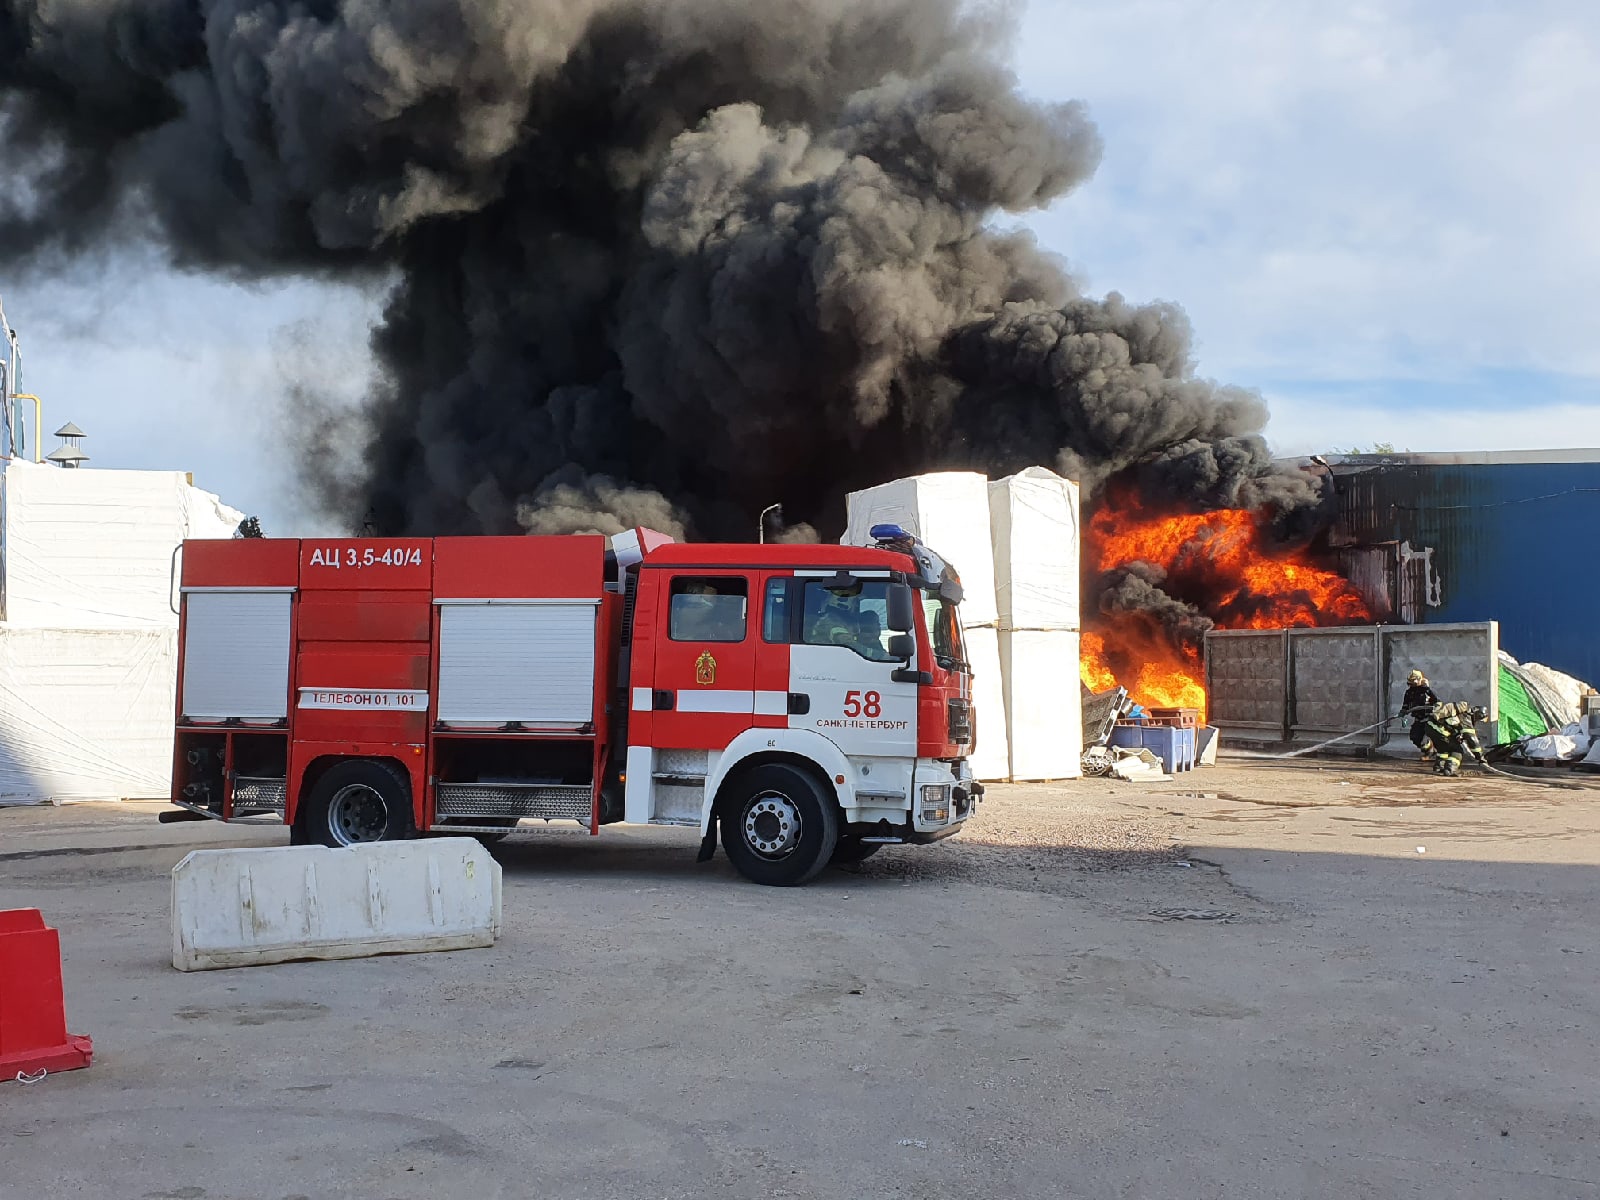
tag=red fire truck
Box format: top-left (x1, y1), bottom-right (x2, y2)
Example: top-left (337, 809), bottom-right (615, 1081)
top-left (165, 526), bottom-right (981, 885)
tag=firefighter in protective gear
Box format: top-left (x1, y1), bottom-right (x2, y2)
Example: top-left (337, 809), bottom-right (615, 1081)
top-left (1401, 669), bottom-right (1440, 757)
top-left (1420, 701), bottom-right (1489, 776)
top-left (1452, 704), bottom-right (1489, 768)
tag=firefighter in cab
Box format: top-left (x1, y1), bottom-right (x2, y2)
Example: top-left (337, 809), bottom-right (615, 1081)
top-left (806, 584), bottom-right (891, 661)
top-left (675, 580), bottom-right (745, 642)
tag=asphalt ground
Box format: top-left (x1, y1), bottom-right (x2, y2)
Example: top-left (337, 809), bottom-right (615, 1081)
top-left (1, 757), bottom-right (1596, 1199)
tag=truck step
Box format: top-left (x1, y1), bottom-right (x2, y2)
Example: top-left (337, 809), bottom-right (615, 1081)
top-left (232, 776), bottom-right (287, 814)
top-left (435, 783), bottom-right (593, 823)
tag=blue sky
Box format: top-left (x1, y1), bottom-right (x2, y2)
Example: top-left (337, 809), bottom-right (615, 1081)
top-left (4, 0), bottom-right (1598, 533)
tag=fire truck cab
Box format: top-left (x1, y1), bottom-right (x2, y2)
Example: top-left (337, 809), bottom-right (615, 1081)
top-left (169, 526), bottom-right (980, 885)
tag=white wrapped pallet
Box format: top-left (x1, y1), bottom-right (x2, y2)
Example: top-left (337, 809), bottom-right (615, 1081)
top-left (0, 461), bottom-right (245, 805)
top-left (1, 460), bottom-right (244, 629)
top-left (998, 630), bottom-right (1083, 780)
top-left (963, 626), bottom-right (1009, 782)
top-left (842, 472), bottom-right (1007, 779)
top-left (988, 466), bottom-right (1080, 633)
top-left (842, 472), bottom-right (999, 629)
top-left (0, 626), bottom-right (179, 803)
top-left (989, 468), bottom-right (1082, 780)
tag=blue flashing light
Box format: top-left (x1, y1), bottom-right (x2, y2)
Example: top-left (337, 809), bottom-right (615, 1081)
top-left (869, 523), bottom-right (912, 542)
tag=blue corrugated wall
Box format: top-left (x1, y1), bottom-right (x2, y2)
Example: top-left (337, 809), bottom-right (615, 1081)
top-left (1332, 461), bottom-right (1600, 686)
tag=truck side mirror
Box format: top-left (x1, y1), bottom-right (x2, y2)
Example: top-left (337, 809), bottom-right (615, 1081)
top-left (887, 633), bottom-right (914, 661)
top-left (887, 584), bottom-right (915, 633)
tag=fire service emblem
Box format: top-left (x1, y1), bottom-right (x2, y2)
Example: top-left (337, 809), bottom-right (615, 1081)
top-left (695, 651), bottom-right (717, 686)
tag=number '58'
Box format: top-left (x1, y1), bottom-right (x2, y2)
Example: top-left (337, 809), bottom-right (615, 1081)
top-left (843, 690), bottom-right (882, 718)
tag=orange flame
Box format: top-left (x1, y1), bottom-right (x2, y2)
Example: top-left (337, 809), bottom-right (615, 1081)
top-left (1079, 631), bottom-right (1118, 692)
top-left (1082, 497), bottom-right (1370, 719)
top-left (1081, 630), bottom-right (1208, 714)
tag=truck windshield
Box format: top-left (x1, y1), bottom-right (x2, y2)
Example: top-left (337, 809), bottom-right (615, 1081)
top-left (922, 595), bottom-right (966, 671)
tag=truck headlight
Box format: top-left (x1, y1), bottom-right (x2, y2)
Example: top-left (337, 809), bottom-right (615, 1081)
top-left (920, 784), bottom-right (951, 823)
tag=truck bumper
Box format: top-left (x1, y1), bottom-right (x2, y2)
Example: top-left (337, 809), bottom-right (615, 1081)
top-left (909, 757), bottom-right (978, 835)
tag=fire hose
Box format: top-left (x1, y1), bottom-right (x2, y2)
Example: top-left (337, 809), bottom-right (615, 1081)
top-left (1263, 713), bottom-right (1573, 788)
top-left (1270, 714), bottom-right (1408, 760)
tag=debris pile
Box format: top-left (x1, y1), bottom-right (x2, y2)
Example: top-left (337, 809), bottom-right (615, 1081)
top-left (1496, 652), bottom-right (1599, 769)
top-left (1080, 684), bottom-right (1217, 782)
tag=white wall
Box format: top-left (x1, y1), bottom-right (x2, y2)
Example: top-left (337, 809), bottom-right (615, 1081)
top-left (2, 461), bottom-right (242, 628)
top-left (0, 462), bottom-right (244, 803)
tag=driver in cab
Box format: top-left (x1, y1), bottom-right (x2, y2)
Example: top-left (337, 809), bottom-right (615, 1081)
top-left (807, 586), bottom-right (889, 661)
top-left (675, 581), bottom-right (744, 642)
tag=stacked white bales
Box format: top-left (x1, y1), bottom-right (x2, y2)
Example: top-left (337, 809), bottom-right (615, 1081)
top-left (0, 461), bottom-right (243, 804)
top-left (988, 467), bottom-right (1082, 780)
top-left (841, 472), bottom-right (1009, 781)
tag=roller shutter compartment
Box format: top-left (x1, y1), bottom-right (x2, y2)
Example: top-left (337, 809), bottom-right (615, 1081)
top-left (181, 591), bottom-right (293, 721)
top-left (437, 601), bottom-right (598, 726)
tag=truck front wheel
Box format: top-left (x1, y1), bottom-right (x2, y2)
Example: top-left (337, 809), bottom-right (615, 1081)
top-left (299, 759), bottom-right (414, 847)
top-left (720, 763), bottom-right (839, 887)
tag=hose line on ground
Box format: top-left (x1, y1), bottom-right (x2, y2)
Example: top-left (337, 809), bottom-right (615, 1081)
top-left (1249, 715), bottom-right (1579, 788)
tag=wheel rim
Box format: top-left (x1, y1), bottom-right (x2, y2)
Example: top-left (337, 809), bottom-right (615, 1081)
top-left (327, 783), bottom-right (389, 845)
top-left (743, 791), bottom-right (802, 859)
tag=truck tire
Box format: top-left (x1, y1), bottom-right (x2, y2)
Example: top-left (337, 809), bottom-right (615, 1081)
top-left (300, 759), bottom-right (414, 847)
top-left (719, 763), bottom-right (839, 887)
top-left (830, 837), bottom-right (883, 865)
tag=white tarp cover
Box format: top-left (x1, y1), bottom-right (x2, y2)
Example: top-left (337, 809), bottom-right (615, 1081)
top-left (988, 467), bottom-right (1080, 633)
top-left (0, 462), bottom-right (244, 805)
top-left (1, 460), bottom-right (243, 628)
top-left (1519, 662), bottom-right (1593, 726)
top-left (842, 471), bottom-right (1000, 628)
top-left (1523, 723), bottom-right (1592, 762)
top-left (999, 630), bottom-right (1083, 779)
top-left (0, 626), bottom-right (177, 803)
top-left (963, 626), bottom-right (1009, 781)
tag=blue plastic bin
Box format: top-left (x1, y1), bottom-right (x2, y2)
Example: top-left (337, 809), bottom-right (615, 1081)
top-left (1174, 727), bottom-right (1196, 771)
top-left (1108, 724), bottom-right (1193, 774)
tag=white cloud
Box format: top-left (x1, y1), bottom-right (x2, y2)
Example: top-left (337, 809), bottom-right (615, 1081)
top-left (4, 266), bottom-right (375, 533)
top-left (1265, 395), bottom-right (1600, 458)
top-left (1013, 0), bottom-right (1600, 386)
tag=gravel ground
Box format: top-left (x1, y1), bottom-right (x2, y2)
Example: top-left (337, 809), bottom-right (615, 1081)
top-left (2, 757), bottom-right (1597, 1199)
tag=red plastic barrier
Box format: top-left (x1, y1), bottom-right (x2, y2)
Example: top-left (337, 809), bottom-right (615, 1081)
top-left (0, 909), bottom-right (93, 1080)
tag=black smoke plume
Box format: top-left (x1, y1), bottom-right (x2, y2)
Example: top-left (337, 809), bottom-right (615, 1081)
top-left (1, 0), bottom-right (1327, 555)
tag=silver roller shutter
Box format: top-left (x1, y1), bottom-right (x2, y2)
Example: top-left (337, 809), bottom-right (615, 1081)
top-left (181, 590), bottom-right (293, 721)
top-left (437, 601), bottom-right (598, 725)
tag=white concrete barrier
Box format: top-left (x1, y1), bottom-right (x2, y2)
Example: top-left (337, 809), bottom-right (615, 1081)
top-left (171, 839), bottom-right (502, 972)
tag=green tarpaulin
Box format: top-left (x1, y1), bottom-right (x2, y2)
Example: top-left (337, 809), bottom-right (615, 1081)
top-left (1496, 667), bottom-right (1548, 744)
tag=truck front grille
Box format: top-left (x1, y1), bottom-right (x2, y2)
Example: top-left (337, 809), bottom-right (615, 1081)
top-left (947, 698), bottom-right (973, 746)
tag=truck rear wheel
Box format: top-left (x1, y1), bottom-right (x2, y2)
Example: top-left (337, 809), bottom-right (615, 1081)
top-left (300, 759), bottom-right (414, 847)
top-left (719, 763), bottom-right (839, 886)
